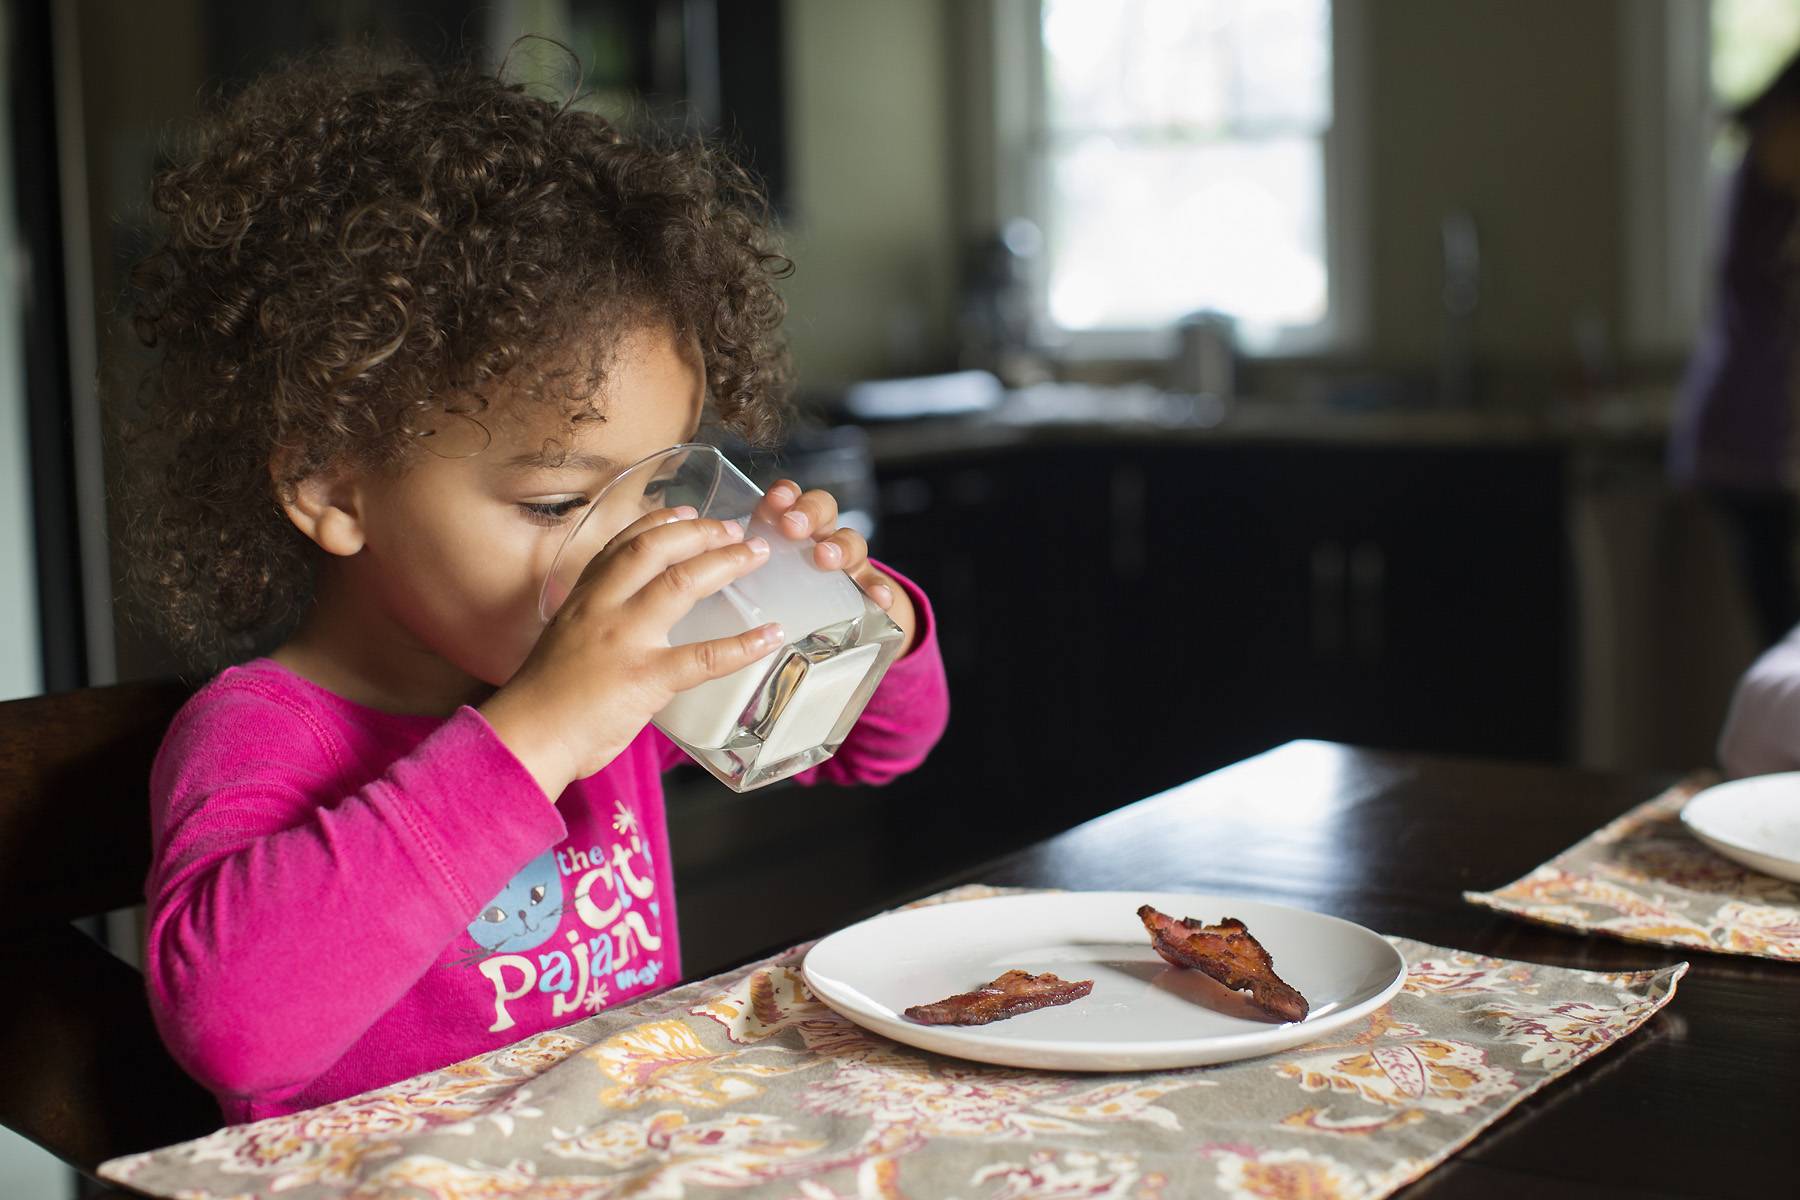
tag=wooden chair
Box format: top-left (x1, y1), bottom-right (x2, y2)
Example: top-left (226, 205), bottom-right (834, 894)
top-left (0, 679), bottom-right (220, 1186)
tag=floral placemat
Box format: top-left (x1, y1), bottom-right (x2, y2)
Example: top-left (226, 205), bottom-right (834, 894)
top-left (101, 886), bottom-right (1685, 1199)
top-left (1465, 777), bottom-right (1800, 961)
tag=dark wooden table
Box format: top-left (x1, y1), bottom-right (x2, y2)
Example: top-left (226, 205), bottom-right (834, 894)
top-left (894, 740), bottom-right (1797, 1199)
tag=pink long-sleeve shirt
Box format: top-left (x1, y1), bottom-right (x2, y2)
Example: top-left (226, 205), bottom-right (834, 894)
top-left (146, 574), bottom-right (947, 1125)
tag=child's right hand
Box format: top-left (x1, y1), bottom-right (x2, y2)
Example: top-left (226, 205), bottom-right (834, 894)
top-left (479, 507), bottom-right (782, 800)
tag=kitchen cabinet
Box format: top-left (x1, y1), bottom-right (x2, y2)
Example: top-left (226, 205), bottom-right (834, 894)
top-left (1121, 443), bottom-right (1569, 792)
top-left (862, 438), bottom-right (1572, 828)
top-left (862, 446), bottom-right (1113, 835)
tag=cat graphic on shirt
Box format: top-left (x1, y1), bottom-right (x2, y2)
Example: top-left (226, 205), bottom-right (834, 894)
top-left (464, 848), bottom-right (563, 957)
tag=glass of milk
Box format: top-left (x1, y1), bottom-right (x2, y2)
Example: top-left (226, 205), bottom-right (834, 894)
top-left (537, 443), bottom-right (907, 791)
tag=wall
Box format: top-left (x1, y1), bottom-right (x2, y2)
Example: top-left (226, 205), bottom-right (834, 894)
top-left (1363, 0), bottom-right (1626, 373)
top-left (778, 0), bottom-right (959, 389)
top-left (0, 2), bottom-right (43, 703)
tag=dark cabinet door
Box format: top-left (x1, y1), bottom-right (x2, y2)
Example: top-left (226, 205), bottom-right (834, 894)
top-left (1321, 446), bottom-right (1570, 760)
top-left (1096, 445), bottom-right (1305, 800)
top-left (868, 448), bottom-right (1112, 842)
top-left (1122, 443), bottom-right (1570, 766)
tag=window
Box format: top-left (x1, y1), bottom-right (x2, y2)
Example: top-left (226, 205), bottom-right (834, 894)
top-left (1005, 0), bottom-right (1362, 356)
top-left (1710, 0), bottom-right (1800, 119)
top-left (1707, 0), bottom-right (1800, 188)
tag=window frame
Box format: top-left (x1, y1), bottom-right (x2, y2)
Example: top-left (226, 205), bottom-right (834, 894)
top-left (982, 0), bottom-right (1371, 361)
top-left (1620, 0), bottom-right (1711, 359)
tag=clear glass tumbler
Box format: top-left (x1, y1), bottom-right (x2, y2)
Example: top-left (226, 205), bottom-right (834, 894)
top-left (538, 443), bottom-right (906, 791)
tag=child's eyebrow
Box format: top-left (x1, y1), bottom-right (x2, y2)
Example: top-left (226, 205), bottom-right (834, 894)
top-left (501, 450), bottom-right (623, 474)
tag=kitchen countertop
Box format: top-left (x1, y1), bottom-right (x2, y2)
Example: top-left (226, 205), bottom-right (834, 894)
top-left (850, 382), bottom-right (1675, 465)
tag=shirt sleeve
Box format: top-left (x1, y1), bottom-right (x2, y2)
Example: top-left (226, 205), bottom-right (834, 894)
top-left (1719, 623), bottom-right (1800, 777)
top-left (145, 681), bottom-right (566, 1103)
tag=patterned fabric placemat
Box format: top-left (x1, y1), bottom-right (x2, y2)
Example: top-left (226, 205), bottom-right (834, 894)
top-left (101, 886), bottom-right (1685, 1199)
top-left (1465, 776), bottom-right (1800, 961)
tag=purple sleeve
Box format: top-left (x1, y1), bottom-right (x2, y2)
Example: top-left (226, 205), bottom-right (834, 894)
top-left (653, 562), bottom-right (950, 784)
top-left (145, 686), bottom-right (566, 1101)
top-left (1718, 623), bottom-right (1800, 777)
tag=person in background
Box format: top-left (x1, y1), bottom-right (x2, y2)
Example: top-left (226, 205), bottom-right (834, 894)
top-left (1671, 49), bottom-right (1800, 648)
top-left (1718, 621), bottom-right (1800, 776)
top-left (120, 47), bottom-right (949, 1125)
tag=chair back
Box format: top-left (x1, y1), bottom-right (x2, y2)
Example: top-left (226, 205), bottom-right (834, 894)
top-left (0, 679), bottom-right (220, 1177)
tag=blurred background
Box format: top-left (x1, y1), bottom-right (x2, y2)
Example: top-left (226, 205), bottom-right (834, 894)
top-left (6, 1), bottom-right (1800, 1190)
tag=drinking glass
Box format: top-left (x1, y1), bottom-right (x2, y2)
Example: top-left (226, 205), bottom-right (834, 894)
top-left (538, 443), bottom-right (906, 791)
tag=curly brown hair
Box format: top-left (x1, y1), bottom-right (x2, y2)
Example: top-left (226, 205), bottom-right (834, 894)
top-left (119, 44), bottom-right (792, 666)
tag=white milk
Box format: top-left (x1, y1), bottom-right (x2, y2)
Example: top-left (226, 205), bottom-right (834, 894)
top-left (657, 516), bottom-right (871, 749)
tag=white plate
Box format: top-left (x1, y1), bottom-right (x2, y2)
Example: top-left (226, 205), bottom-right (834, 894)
top-left (1679, 773), bottom-right (1800, 883)
top-left (801, 891), bottom-right (1407, 1072)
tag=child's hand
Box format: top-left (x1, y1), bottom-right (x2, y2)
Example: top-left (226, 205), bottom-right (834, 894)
top-left (481, 507), bottom-right (781, 800)
top-left (756, 480), bottom-right (918, 654)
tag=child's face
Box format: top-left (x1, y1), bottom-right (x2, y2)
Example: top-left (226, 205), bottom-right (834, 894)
top-left (337, 323), bottom-right (707, 690)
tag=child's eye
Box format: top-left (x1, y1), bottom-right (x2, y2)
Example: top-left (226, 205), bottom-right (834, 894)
top-left (519, 497), bottom-right (589, 526)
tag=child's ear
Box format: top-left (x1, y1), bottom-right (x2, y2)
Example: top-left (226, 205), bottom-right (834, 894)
top-left (271, 453), bottom-right (366, 557)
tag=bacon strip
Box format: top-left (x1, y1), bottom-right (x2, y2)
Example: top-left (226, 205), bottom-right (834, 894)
top-left (1137, 904), bottom-right (1309, 1022)
top-left (903, 969), bottom-right (1094, 1026)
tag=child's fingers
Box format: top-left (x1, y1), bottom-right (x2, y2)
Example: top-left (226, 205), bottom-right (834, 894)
top-left (575, 514), bottom-right (737, 606)
top-left (627, 534), bottom-right (772, 628)
top-left (662, 622), bottom-right (785, 692)
top-left (851, 563), bottom-right (897, 609)
top-left (605, 505), bottom-right (699, 554)
top-left (568, 505), bottom-right (698, 593)
top-left (756, 479), bottom-right (802, 522)
top-left (775, 488), bottom-right (839, 540)
top-left (812, 527), bottom-right (866, 571)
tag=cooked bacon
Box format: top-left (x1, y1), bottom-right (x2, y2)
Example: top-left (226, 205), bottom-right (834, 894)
top-left (903, 969), bottom-right (1094, 1026)
top-left (1137, 904), bottom-right (1309, 1022)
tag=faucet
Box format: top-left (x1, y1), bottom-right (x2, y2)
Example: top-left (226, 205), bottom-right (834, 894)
top-left (1439, 209), bottom-right (1479, 407)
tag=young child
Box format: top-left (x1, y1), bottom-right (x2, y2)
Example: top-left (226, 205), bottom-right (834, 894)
top-left (123, 50), bottom-right (949, 1125)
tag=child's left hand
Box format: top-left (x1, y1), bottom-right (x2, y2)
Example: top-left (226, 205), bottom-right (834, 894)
top-left (756, 479), bottom-right (917, 654)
